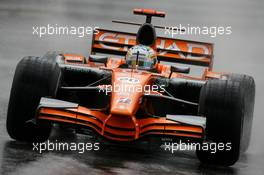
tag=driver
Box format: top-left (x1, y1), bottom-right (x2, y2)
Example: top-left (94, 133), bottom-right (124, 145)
top-left (125, 45), bottom-right (157, 71)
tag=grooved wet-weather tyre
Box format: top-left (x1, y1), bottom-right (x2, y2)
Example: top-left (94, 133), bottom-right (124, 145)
top-left (223, 74), bottom-right (255, 152)
top-left (7, 54), bottom-right (62, 143)
top-left (196, 77), bottom-right (254, 166)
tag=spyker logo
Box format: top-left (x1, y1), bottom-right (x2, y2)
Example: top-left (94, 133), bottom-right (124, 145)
top-left (117, 77), bottom-right (139, 84)
top-left (98, 32), bottom-right (210, 60)
top-left (118, 97), bottom-right (131, 104)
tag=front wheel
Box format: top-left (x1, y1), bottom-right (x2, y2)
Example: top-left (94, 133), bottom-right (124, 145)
top-left (223, 74), bottom-right (255, 152)
top-left (7, 54), bottom-right (62, 143)
top-left (196, 77), bottom-right (254, 166)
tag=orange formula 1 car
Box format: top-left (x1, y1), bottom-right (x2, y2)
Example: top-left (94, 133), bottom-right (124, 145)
top-left (7, 9), bottom-right (255, 166)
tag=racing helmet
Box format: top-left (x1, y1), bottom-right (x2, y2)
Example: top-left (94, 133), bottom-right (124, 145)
top-left (125, 45), bottom-right (157, 70)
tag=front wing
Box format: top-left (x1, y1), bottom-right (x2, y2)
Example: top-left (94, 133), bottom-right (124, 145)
top-left (37, 98), bottom-right (205, 142)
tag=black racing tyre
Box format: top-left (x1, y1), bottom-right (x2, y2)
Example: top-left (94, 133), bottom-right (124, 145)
top-left (196, 78), bottom-right (249, 166)
top-left (7, 53), bottom-right (62, 143)
top-left (223, 74), bottom-right (255, 152)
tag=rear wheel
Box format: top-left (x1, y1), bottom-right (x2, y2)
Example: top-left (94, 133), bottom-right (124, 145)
top-left (7, 53), bottom-right (62, 142)
top-left (196, 77), bottom-right (254, 166)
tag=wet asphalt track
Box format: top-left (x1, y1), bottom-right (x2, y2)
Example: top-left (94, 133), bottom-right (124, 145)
top-left (0, 0), bottom-right (264, 174)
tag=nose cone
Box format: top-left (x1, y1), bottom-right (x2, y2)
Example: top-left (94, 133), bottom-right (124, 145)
top-left (111, 95), bottom-right (138, 116)
top-left (110, 69), bottom-right (151, 116)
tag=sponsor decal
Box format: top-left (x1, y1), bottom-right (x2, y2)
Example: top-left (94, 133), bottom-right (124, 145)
top-left (117, 97), bottom-right (131, 104)
top-left (96, 31), bottom-right (212, 61)
top-left (117, 77), bottom-right (139, 84)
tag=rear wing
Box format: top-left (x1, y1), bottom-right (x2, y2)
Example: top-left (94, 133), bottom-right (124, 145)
top-left (91, 29), bottom-right (214, 70)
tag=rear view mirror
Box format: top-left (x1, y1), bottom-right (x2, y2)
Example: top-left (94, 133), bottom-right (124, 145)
top-left (89, 55), bottom-right (108, 66)
top-left (169, 65), bottom-right (190, 78)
